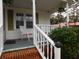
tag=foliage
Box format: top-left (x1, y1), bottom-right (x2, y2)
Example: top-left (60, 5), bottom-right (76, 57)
top-left (70, 15), bottom-right (79, 23)
top-left (49, 27), bottom-right (79, 59)
top-left (57, 7), bottom-right (65, 14)
top-left (50, 18), bottom-right (58, 24)
top-left (50, 14), bottom-right (65, 24)
top-left (75, 0), bottom-right (78, 2)
top-left (3, 0), bottom-right (13, 5)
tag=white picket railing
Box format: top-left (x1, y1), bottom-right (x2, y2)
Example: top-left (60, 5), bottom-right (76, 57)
top-left (38, 24), bottom-right (59, 35)
top-left (34, 24), bottom-right (61, 59)
top-left (38, 23), bottom-right (66, 35)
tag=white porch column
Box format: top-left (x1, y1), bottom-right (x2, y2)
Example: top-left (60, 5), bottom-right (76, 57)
top-left (32, 0), bottom-right (36, 45)
top-left (0, 0), bottom-right (3, 56)
top-left (66, 2), bottom-right (69, 26)
top-left (32, 0), bottom-right (36, 25)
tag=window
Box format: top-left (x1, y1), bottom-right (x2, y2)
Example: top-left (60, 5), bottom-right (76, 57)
top-left (16, 13), bottom-right (24, 29)
top-left (26, 21), bottom-right (33, 28)
top-left (36, 13), bottom-right (39, 24)
top-left (26, 14), bottom-right (33, 28)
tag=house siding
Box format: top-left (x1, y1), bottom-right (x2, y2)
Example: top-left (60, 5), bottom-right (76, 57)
top-left (39, 11), bottom-right (50, 24)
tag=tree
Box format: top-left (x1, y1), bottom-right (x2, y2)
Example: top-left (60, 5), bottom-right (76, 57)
top-left (57, 7), bottom-right (65, 14)
top-left (57, 7), bottom-right (65, 27)
top-left (3, 0), bottom-right (13, 6)
top-left (70, 15), bottom-right (79, 25)
top-left (50, 14), bottom-right (65, 25)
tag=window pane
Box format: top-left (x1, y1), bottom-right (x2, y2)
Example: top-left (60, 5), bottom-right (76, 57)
top-left (19, 21), bottom-right (24, 26)
top-left (16, 13), bottom-right (24, 29)
top-left (16, 21), bottom-right (19, 28)
top-left (26, 21), bottom-right (33, 28)
top-left (16, 13), bottom-right (23, 16)
top-left (16, 21), bottom-right (24, 29)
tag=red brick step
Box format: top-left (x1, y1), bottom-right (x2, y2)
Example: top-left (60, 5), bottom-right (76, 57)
top-left (0, 48), bottom-right (42, 59)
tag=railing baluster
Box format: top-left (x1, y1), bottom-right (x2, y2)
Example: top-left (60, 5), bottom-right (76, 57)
top-left (50, 44), bottom-right (53, 59)
top-left (37, 30), bottom-right (39, 45)
top-left (42, 36), bottom-right (45, 55)
top-left (34, 27), bottom-right (36, 45)
top-left (50, 25), bottom-right (51, 30)
top-left (38, 32), bottom-right (40, 48)
top-left (39, 32), bottom-right (41, 49)
top-left (47, 41), bottom-right (49, 59)
top-left (40, 34), bottom-right (42, 51)
top-left (41, 35), bottom-right (43, 52)
top-left (36, 28), bottom-right (37, 45)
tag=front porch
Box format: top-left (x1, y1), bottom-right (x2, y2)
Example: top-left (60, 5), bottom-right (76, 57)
top-left (3, 0), bottom-right (54, 51)
top-left (0, 0), bottom-right (76, 59)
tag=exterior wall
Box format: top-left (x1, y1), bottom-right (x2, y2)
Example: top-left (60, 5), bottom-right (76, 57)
top-left (38, 11), bottom-right (50, 24)
top-left (5, 7), bottom-right (50, 40)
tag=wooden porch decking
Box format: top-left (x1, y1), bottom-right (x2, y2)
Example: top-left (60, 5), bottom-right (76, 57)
top-left (0, 48), bottom-right (42, 59)
top-left (4, 39), bottom-right (34, 51)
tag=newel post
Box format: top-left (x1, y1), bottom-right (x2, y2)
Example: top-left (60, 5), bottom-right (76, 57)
top-left (54, 41), bottom-right (61, 59)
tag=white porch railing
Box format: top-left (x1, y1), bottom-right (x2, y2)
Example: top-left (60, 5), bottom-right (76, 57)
top-left (38, 24), bottom-right (66, 35)
top-left (38, 24), bottom-right (59, 35)
top-left (34, 24), bottom-right (61, 59)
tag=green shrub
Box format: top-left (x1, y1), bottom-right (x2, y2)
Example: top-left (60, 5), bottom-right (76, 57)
top-left (49, 27), bottom-right (79, 59)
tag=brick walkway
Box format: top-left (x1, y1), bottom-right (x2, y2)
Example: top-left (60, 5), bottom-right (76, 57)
top-left (0, 48), bottom-right (42, 59)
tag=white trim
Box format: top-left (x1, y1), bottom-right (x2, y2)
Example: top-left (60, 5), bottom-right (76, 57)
top-left (0, 0), bottom-right (3, 56)
top-left (0, 47), bottom-right (3, 56)
top-left (66, 3), bottom-right (69, 26)
top-left (32, 0), bottom-right (36, 25)
top-left (54, 47), bottom-right (61, 59)
top-left (32, 0), bottom-right (36, 47)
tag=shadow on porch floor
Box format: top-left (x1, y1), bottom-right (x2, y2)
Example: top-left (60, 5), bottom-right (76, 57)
top-left (1, 48), bottom-right (42, 59)
top-left (4, 38), bottom-right (35, 51)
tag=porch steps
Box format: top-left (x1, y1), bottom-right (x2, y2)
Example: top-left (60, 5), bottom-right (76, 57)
top-left (0, 48), bottom-right (42, 59)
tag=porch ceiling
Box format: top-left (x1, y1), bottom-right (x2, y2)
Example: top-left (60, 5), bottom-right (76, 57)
top-left (13, 0), bottom-right (74, 13)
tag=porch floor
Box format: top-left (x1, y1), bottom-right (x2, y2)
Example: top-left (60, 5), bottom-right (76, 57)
top-left (4, 38), bottom-right (34, 51)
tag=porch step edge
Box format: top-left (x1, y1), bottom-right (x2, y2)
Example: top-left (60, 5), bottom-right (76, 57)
top-left (3, 46), bottom-right (35, 53)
